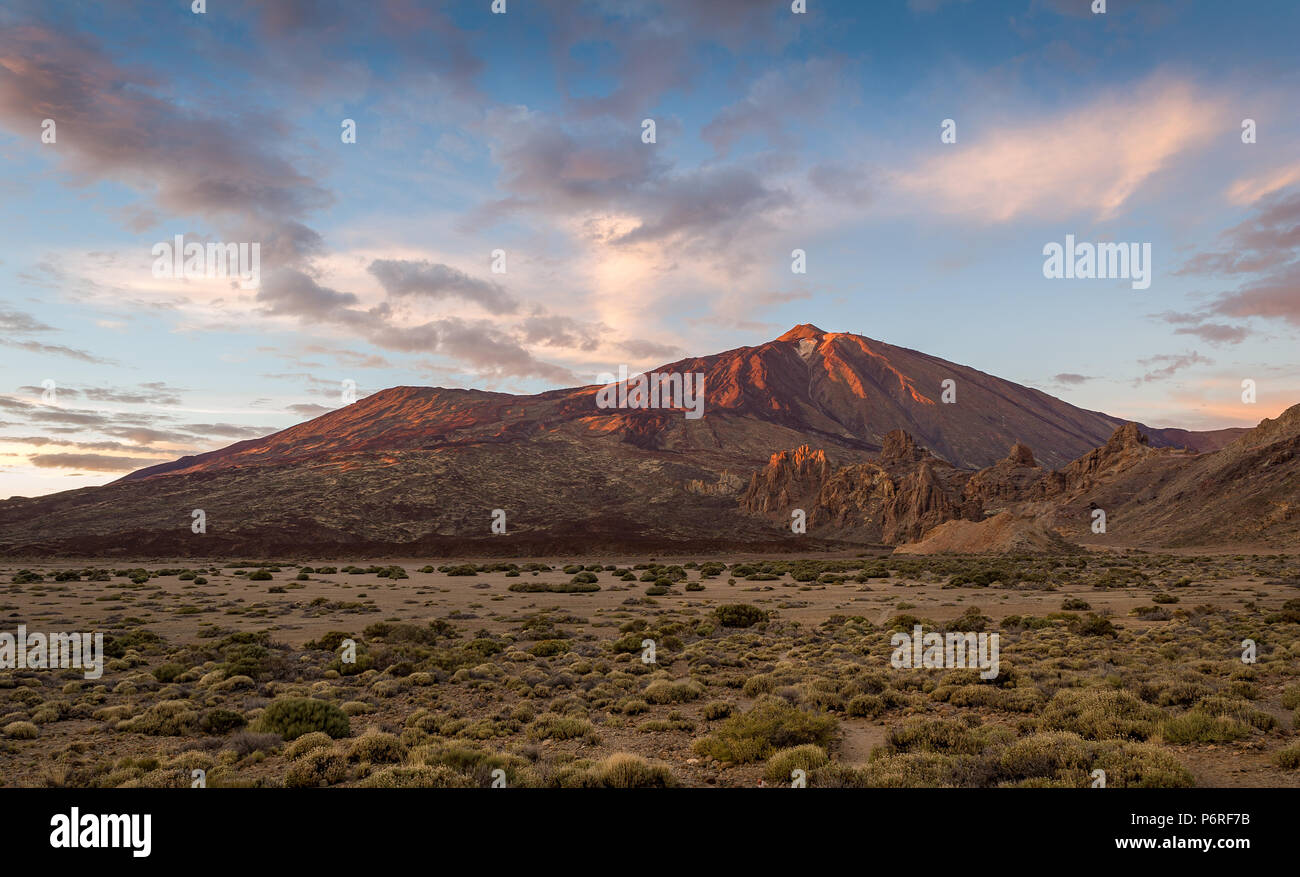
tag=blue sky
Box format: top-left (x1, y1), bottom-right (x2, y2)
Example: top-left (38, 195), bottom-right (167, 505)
top-left (2, 0), bottom-right (1299, 497)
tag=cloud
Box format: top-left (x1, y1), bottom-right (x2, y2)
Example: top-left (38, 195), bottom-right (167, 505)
top-left (0, 23), bottom-right (331, 265)
top-left (80, 383), bottom-right (184, 405)
top-left (478, 110), bottom-right (665, 218)
top-left (27, 453), bottom-right (169, 472)
top-left (894, 77), bottom-right (1224, 221)
top-left (517, 314), bottom-right (603, 351)
top-left (539, 0), bottom-right (791, 120)
top-left (288, 403), bottom-right (334, 418)
top-left (1053, 373), bottom-right (1092, 385)
top-left (1208, 263), bottom-right (1300, 328)
top-left (0, 339), bottom-right (112, 364)
top-left (702, 59), bottom-right (846, 155)
top-left (1136, 351), bottom-right (1213, 383)
top-left (1151, 311), bottom-right (1250, 345)
top-left (1225, 161), bottom-right (1300, 206)
top-left (0, 308), bottom-right (53, 333)
top-left (1177, 188), bottom-right (1300, 328)
top-left (619, 338), bottom-right (683, 360)
top-left (808, 162), bottom-right (874, 205)
top-left (612, 166), bottom-right (791, 247)
top-left (433, 318), bottom-right (578, 384)
top-left (179, 423), bottom-right (276, 440)
top-left (1177, 190), bottom-right (1300, 276)
top-left (1173, 322), bottom-right (1250, 344)
top-left (368, 259), bottom-right (518, 315)
top-left (254, 270), bottom-right (579, 382)
top-left (256, 270), bottom-right (361, 321)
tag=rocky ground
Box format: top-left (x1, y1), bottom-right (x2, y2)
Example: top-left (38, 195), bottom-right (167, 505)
top-left (0, 550), bottom-right (1297, 788)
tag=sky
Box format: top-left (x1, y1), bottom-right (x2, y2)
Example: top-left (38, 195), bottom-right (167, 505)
top-left (1, 0), bottom-right (1299, 498)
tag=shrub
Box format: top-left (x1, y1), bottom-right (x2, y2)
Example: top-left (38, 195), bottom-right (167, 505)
top-left (152, 663), bottom-right (185, 683)
top-left (585, 753), bottom-right (678, 788)
top-left (526, 714), bottom-right (593, 741)
top-left (4, 721), bottom-right (37, 739)
top-left (359, 765), bottom-right (476, 788)
top-left (714, 604), bottom-right (768, 628)
top-left (886, 718), bottom-right (983, 755)
top-left (1277, 744), bottom-right (1300, 771)
top-left (701, 701), bottom-right (733, 720)
top-left (549, 753), bottom-right (678, 788)
top-left (764, 744), bottom-right (829, 783)
top-left (813, 752), bottom-right (956, 788)
top-left (284, 750), bottom-right (347, 788)
top-left (643, 679), bottom-right (704, 704)
top-left (1161, 712), bottom-right (1250, 744)
top-left (347, 731), bottom-right (407, 764)
top-left (119, 700), bottom-right (199, 736)
top-left (285, 731), bottom-right (335, 760)
top-left (847, 694), bottom-right (886, 718)
top-left (693, 696), bottom-right (836, 763)
top-left (254, 698), bottom-right (351, 740)
top-left (1038, 689), bottom-right (1163, 741)
top-left (528, 639), bottom-right (569, 657)
top-left (1072, 614), bottom-right (1118, 638)
top-left (199, 709), bottom-right (247, 735)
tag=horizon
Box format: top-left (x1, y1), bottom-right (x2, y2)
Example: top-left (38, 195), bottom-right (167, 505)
top-left (3, 0), bottom-right (1300, 498)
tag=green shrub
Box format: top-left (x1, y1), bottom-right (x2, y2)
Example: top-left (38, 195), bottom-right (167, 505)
top-left (555, 753), bottom-right (678, 788)
top-left (254, 698), bottom-right (351, 740)
top-left (528, 639), bottom-right (569, 657)
top-left (1277, 744), bottom-right (1300, 770)
top-left (120, 700), bottom-right (199, 736)
top-left (347, 732), bottom-right (407, 764)
top-left (1039, 688), bottom-right (1163, 741)
top-left (1161, 711), bottom-right (1250, 744)
top-left (152, 663), bottom-right (185, 683)
top-left (285, 732), bottom-right (335, 760)
top-left (701, 701), bottom-right (733, 720)
top-left (714, 604), bottom-right (768, 628)
top-left (284, 750), bottom-right (347, 787)
top-left (199, 709), bottom-right (247, 734)
top-left (693, 696), bottom-right (836, 763)
top-left (4, 721), bottom-right (37, 739)
top-left (764, 744), bottom-right (829, 783)
top-left (643, 679), bottom-right (704, 704)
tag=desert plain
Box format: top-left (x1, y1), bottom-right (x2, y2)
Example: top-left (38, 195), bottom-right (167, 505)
top-left (0, 549), bottom-right (1297, 789)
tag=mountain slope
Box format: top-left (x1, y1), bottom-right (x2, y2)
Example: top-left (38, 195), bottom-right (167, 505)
top-left (0, 325), bottom-right (1250, 556)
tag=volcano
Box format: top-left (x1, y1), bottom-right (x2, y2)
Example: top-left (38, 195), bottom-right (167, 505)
top-left (0, 325), bottom-right (1250, 556)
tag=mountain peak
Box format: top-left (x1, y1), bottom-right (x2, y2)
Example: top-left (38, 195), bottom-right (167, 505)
top-left (776, 323), bottom-right (828, 342)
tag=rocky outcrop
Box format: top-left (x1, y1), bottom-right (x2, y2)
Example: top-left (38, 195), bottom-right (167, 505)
top-left (740, 434), bottom-right (980, 544)
top-left (739, 445), bottom-right (831, 514)
top-left (963, 441), bottom-right (1045, 508)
